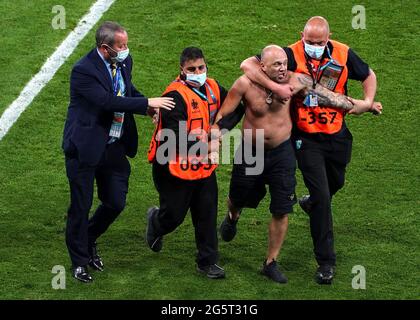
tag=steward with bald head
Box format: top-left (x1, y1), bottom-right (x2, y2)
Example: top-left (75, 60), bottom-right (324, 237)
top-left (214, 44), bottom-right (358, 284)
top-left (240, 16), bottom-right (383, 285)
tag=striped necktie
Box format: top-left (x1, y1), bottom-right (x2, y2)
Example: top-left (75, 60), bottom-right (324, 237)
top-left (108, 63), bottom-right (125, 142)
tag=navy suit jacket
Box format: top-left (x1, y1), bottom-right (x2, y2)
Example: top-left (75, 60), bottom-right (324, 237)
top-left (62, 48), bottom-right (149, 166)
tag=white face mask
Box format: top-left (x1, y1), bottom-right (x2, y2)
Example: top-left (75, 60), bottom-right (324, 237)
top-left (185, 72), bottom-right (207, 87)
top-left (304, 41), bottom-right (325, 60)
top-left (106, 45), bottom-right (130, 63)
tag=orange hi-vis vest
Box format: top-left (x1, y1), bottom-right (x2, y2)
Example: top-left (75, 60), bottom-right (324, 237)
top-left (148, 77), bottom-right (221, 180)
top-left (290, 40), bottom-right (349, 134)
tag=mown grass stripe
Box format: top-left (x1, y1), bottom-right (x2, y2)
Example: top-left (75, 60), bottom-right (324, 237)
top-left (0, 0), bottom-right (115, 141)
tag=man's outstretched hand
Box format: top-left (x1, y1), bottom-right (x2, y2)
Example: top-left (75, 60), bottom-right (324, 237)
top-left (148, 97), bottom-right (175, 110)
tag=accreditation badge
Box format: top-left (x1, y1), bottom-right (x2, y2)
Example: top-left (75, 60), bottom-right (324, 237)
top-left (303, 92), bottom-right (318, 107)
top-left (109, 112), bottom-right (125, 138)
top-left (319, 61), bottom-right (344, 91)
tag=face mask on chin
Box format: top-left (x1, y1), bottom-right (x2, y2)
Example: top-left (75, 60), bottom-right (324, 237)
top-left (303, 41), bottom-right (326, 60)
top-left (105, 45), bottom-right (130, 63)
top-left (184, 72), bottom-right (207, 88)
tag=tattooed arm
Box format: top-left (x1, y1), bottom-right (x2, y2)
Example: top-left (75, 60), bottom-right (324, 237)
top-left (293, 73), bottom-right (354, 110)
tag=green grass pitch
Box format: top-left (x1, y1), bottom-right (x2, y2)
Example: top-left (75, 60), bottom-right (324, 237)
top-left (0, 0), bottom-right (418, 299)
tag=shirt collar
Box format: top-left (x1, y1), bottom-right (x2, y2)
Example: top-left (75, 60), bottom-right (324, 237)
top-left (97, 48), bottom-right (112, 69)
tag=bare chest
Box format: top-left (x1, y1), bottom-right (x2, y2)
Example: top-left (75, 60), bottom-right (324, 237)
top-left (244, 87), bottom-right (289, 118)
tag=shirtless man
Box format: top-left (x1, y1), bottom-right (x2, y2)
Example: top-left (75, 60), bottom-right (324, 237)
top-left (240, 17), bottom-right (383, 285)
top-left (214, 45), bottom-right (356, 283)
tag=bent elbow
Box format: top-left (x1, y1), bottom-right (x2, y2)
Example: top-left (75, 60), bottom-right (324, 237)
top-left (240, 60), bottom-right (249, 72)
top-left (366, 68), bottom-right (376, 81)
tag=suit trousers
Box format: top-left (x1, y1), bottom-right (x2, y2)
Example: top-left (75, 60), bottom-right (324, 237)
top-left (65, 141), bottom-right (130, 266)
top-left (151, 162), bottom-right (219, 267)
top-left (293, 128), bottom-right (353, 266)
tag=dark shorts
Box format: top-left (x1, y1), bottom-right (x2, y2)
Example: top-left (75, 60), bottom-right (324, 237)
top-left (229, 139), bottom-right (297, 216)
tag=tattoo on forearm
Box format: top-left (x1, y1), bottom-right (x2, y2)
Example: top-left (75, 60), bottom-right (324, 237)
top-left (312, 87), bottom-right (353, 110)
top-left (297, 74), bottom-right (313, 88)
top-left (297, 74), bottom-right (353, 110)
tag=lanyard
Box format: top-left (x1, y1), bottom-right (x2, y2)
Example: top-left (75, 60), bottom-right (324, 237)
top-left (192, 83), bottom-right (217, 105)
top-left (112, 66), bottom-right (121, 96)
top-left (305, 47), bottom-right (334, 89)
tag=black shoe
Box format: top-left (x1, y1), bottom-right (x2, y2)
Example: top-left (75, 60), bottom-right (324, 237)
top-left (146, 206), bottom-right (163, 252)
top-left (315, 265), bottom-right (335, 285)
top-left (72, 265), bottom-right (93, 283)
top-left (88, 243), bottom-right (104, 272)
top-left (298, 195), bottom-right (312, 215)
top-left (197, 264), bottom-right (226, 279)
top-left (261, 260), bottom-right (288, 283)
top-left (219, 211), bottom-right (240, 242)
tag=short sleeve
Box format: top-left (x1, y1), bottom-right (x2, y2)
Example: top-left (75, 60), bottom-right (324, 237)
top-left (284, 47), bottom-right (297, 71)
top-left (346, 48), bottom-right (370, 81)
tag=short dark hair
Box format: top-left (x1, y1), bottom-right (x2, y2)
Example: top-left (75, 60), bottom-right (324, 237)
top-left (95, 21), bottom-right (126, 47)
top-left (180, 47), bottom-right (205, 66)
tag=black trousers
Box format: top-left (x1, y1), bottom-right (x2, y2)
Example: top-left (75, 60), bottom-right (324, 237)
top-left (152, 162), bottom-right (219, 267)
top-left (65, 141), bottom-right (130, 267)
top-left (293, 128), bottom-right (352, 266)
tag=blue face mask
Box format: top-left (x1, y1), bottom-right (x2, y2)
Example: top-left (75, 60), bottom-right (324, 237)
top-left (304, 41), bottom-right (325, 60)
top-left (185, 72), bottom-right (207, 87)
top-left (113, 48), bottom-right (129, 63)
top-left (105, 45), bottom-right (130, 63)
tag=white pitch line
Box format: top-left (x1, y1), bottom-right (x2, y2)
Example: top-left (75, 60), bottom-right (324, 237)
top-left (0, 0), bottom-right (116, 141)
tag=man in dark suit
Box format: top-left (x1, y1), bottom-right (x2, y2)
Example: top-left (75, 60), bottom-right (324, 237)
top-left (62, 21), bottom-right (174, 283)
